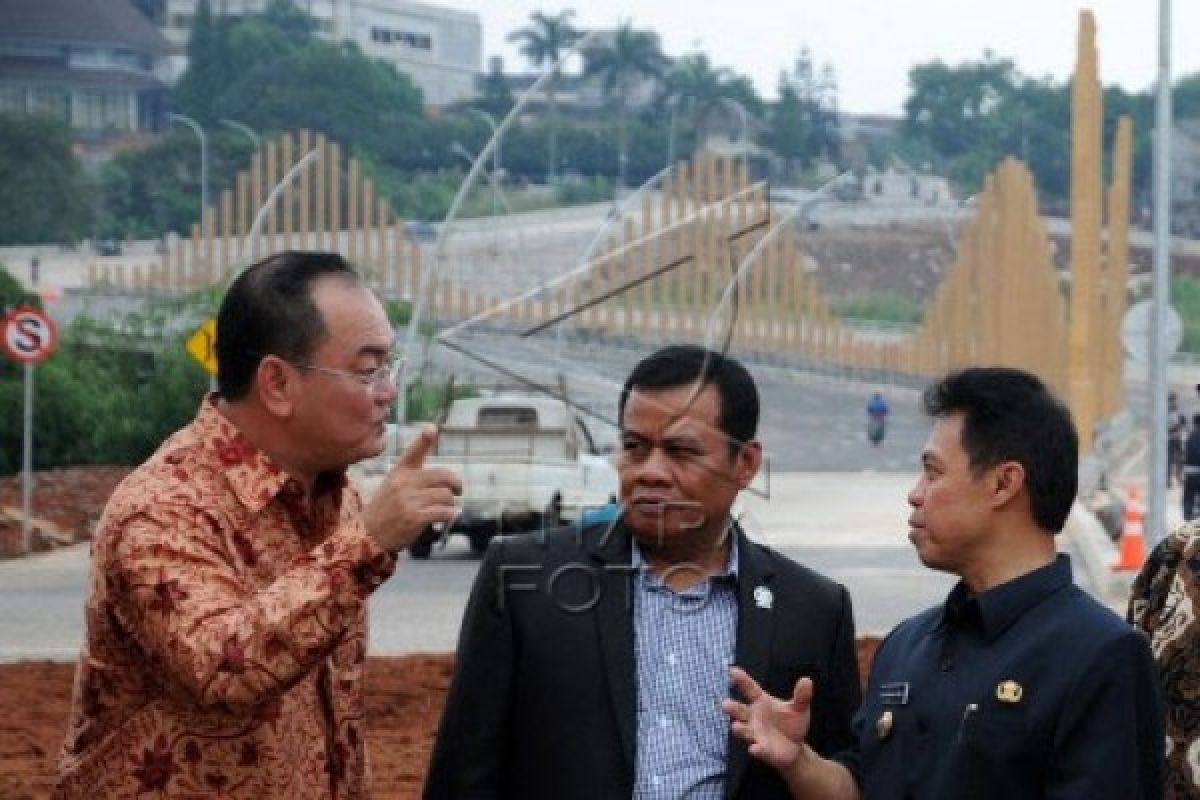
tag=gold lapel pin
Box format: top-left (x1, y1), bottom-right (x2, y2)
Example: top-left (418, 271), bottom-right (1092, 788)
top-left (996, 680), bottom-right (1023, 704)
top-left (875, 710), bottom-right (894, 739)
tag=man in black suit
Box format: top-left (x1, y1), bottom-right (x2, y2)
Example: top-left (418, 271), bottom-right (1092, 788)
top-left (424, 345), bottom-right (861, 800)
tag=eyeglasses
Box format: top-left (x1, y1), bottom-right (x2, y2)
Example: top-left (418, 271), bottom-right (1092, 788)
top-left (291, 354), bottom-right (406, 390)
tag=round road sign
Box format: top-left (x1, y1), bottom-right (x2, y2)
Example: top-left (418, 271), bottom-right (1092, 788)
top-left (2, 307), bottom-right (58, 365)
top-left (1121, 299), bottom-right (1183, 363)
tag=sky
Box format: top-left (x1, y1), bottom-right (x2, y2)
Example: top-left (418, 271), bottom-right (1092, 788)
top-left (438, 1), bottom-right (1200, 116)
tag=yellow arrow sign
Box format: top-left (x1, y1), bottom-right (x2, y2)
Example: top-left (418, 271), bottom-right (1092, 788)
top-left (186, 318), bottom-right (217, 376)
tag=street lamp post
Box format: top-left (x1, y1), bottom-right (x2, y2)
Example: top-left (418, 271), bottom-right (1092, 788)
top-left (468, 109), bottom-right (500, 218)
top-left (1148, 0), bottom-right (1173, 547)
top-left (167, 112), bottom-right (209, 235)
top-left (219, 118), bottom-right (261, 151)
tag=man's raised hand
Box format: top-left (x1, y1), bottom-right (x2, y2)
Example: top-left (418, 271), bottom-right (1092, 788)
top-left (363, 426), bottom-right (461, 553)
top-left (723, 667), bottom-right (814, 773)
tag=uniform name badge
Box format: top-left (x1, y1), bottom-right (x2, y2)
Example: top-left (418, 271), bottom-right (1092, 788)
top-left (875, 682), bottom-right (910, 740)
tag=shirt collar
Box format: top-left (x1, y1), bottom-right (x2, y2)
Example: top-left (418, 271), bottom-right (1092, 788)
top-left (630, 528), bottom-right (740, 586)
top-left (939, 554), bottom-right (1073, 642)
top-left (192, 395), bottom-right (346, 514)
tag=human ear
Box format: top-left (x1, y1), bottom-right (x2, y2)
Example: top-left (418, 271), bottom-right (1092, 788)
top-left (991, 461), bottom-right (1026, 508)
top-left (256, 356), bottom-right (295, 417)
top-left (734, 440), bottom-right (763, 489)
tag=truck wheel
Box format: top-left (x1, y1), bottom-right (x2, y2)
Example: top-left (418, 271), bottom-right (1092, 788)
top-left (409, 529), bottom-right (436, 560)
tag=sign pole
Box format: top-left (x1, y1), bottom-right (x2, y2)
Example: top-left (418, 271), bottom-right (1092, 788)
top-left (21, 361), bottom-right (33, 553)
top-left (3, 306), bottom-right (59, 555)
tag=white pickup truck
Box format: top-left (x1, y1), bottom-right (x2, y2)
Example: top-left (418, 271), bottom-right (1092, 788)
top-left (371, 392), bottom-right (618, 559)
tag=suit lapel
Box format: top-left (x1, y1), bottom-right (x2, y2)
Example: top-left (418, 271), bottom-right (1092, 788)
top-left (726, 527), bottom-right (776, 798)
top-left (589, 519), bottom-right (637, 771)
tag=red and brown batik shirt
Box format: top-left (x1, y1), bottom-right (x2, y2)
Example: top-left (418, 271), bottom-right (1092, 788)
top-left (55, 397), bottom-right (395, 799)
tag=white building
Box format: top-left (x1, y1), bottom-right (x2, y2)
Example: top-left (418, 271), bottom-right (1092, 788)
top-left (159, 0), bottom-right (481, 107)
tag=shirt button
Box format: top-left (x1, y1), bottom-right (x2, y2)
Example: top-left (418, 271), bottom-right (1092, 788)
top-left (652, 775), bottom-right (663, 787)
top-left (667, 653), bottom-right (678, 666)
top-left (659, 715), bottom-right (671, 728)
top-left (940, 659), bottom-right (954, 672)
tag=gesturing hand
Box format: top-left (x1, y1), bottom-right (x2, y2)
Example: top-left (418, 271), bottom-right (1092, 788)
top-left (723, 667), bottom-right (814, 772)
top-left (362, 426), bottom-right (462, 553)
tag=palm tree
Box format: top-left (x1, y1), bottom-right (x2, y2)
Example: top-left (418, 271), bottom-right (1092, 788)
top-left (661, 53), bottom-right (763, 157)
top-left (507, 10), bottom-right (580, 183)
top-left (582, 22), bottom-right (669, 189)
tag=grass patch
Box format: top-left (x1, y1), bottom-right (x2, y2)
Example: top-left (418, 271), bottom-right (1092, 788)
top-left (829, 293), bottom-right (924, 326)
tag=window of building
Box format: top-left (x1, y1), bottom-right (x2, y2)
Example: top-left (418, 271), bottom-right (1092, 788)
top-left (76, 89), bottom-right (130, 131)
top-left (369, 26), bottom-right (432, 51)
top-left (29, 89), bottom-right (69, 122)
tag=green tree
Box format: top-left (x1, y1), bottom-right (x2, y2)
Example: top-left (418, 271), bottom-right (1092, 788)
top-left (221, 16), bottom-right (300, 81)
top-left (903, 54), bottom-right (1018, 163)
top-left (0, 114), bottom-right (93, 246)
top-left (1003, 79), bottom-right (1071, 199)
top-left (508, 10), bottom-right (581, 182)
top-left (98, 130), bottom-right (253, 238)
top-left (1176, 73), bottom-right (1200, 121)
top-left (900, 55), bottom-right (1078, 198)
top-left (475, 58), bottom-right (515, 119)
top-left (764, 50), bottom-right (840, 178)
top-left (766, 83), bottom-right (808, 180)
top-left (0, 262), bottom-right (40, 317)
top-left (583, 23), bottom-right (669, 189)
top-left (661, 53), bottom-right (762, 152)
top-left (213, 39), bottom-right (423, 154)
top-left (0, 292), bottom-right (210, 475)
top-left (174, 0), bottom-right (225, 123)
top-left (263, 0), bottom-right (316, 39)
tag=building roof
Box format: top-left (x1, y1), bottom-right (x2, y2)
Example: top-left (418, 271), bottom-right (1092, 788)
top-left (0, 58), bottom-right (163, 89)
top-left (0, 0), bottom-right (168, 55)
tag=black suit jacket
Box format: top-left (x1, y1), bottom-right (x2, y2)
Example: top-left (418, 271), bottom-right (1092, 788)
top-left (423, 520), bottom-right (861, 800)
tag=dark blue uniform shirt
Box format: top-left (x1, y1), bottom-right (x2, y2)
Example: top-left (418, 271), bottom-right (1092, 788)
top-left (836, 555), bottom-right (1163, 799)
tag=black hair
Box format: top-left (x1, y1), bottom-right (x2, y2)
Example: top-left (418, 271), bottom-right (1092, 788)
top-left (922, 366), bottom-right (1077, 532)
top-left (618, 345), bottom-right (759, 446)
top-left (216, 251), bottom-right (360, 401)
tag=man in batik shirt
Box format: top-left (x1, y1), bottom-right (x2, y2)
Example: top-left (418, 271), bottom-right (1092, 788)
top-left (54, 252), bottom-right (461, 799)
top-left (1130, 526), bottom-right (1200, 799)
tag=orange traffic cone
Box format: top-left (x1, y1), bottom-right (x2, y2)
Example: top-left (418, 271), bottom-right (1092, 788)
top-left (1112, 487), bottom-right (1147, 571)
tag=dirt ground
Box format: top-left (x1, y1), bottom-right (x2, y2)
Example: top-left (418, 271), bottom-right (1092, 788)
top-left (0, 468), bottom-right (880, 798)
top-left (0, 642), bottom-right (881, 799)
top-left (0, 467), bottom-right (130, 556)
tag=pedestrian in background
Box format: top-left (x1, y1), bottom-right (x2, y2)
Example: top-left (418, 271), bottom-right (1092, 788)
top-left (1168, 392), bottom-right (1186, 488)
top-left (866, 391), bottom-right (889, 447)
top-left (1183, 413), bottom-right (1200, 522)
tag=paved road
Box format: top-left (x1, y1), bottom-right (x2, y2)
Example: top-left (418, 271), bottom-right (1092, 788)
top-left (426, 332), bottom-right (929, 473)
top-left (0, 362), bottom-right (1095, 659)
top-left (0, 473), bottom-right (1099, 660)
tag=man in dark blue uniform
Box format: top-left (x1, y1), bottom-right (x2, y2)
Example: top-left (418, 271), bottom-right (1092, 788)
top-left (723, 367), bottom-right (1164, 799)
